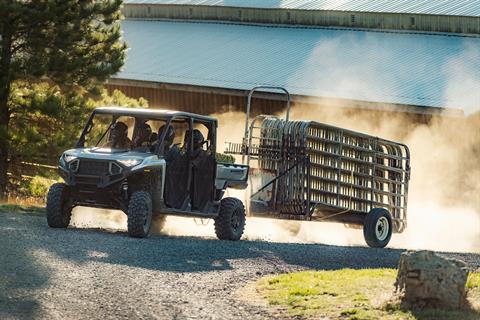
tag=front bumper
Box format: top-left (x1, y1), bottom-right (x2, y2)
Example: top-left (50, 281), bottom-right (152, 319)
top-left (59, 158), bottom-right (128, 189)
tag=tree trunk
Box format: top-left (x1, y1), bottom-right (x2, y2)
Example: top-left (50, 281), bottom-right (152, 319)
top-left (0, 90), bottom-right (10, 201)
top-left (0, 31), bottom-right (12, 201)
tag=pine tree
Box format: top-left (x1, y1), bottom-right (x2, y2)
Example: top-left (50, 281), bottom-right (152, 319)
top-left (0, 0), bottom-right (127, 199)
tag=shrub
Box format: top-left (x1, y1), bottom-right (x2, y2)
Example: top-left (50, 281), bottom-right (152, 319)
top-left (216, 153), bottom-right (235, 163)
top-left (24, 176), bottom-right (56, 199)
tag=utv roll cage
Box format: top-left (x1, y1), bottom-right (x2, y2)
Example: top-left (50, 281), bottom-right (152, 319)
top-left (76, 107), bottom-right (218, 156)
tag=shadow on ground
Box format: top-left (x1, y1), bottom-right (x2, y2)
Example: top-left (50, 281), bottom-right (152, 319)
top-left (1, 211), bottom-right (405, 275)
top-left (0, 215), bottom-right (50, 319)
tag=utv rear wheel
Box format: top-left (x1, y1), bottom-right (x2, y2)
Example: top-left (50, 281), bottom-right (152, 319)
top-left (214, 197), bottom-right (245, 241)
top-left (46, 183), bottom-right (73, 228)
top-left (127, 191), bottom-right (153, 238)
top-left (363, 208), bottom-right (393, 248)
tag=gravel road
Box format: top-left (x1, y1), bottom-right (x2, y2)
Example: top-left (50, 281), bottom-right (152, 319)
top-left (1, 211), bottom-right (479, 320)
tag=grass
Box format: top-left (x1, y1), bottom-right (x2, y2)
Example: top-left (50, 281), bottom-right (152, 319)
top-left (257, 269), bottom-right (480, 320)
top-left (467, 272), bottom-right (480, 289)
top-left (0, 202), bottom-right (45, 217)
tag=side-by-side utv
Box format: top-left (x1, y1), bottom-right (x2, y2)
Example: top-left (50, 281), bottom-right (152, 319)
top-left (47, 107), bottom-right (249, 239)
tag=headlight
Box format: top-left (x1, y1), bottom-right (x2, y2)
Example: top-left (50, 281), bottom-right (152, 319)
top-left (63, 154), bottom-right (77, 162)
top-left (117, 159), bottom-right (142, 167)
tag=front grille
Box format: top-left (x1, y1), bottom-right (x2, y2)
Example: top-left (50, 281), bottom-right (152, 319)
top-left (69, 159), bottom-right (79, 172)
top-left (76, 176), bottom-right (101, 185)
top-left (109, 162), bottom-right (122, 175)
top-left (78, 159), bottom-right (109, 175)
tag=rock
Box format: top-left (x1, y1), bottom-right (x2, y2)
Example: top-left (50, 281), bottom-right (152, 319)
top-left (395, 250), bottom-right (469, 309)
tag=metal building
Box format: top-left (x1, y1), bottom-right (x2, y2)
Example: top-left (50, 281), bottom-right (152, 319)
top-left (107, 0), bottom-right (480, 116)
top-left (124, 0), bottom-right (480, 34)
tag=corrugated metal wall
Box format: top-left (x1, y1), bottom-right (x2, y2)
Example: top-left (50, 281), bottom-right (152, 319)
top-left (124, 0), bottom-right (480, 17)
top-left (124, 4), bottom-right (480, 34)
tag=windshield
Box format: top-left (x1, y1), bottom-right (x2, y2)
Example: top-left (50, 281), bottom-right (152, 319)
top-left (81, 113), bottom-right (167, 152)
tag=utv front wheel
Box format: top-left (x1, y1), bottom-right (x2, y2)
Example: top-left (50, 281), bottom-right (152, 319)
top-left (214, 197), bottom-right (245, 241)
top-left (46, 183), bottom-right (73, 228)
top-left (363, 208), bottom-right (393, 248)
top-left (127, 191), bottom-right (153, 238)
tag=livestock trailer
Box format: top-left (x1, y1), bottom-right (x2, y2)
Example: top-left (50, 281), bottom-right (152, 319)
top-left (225, 87), bottom-right (411, 247)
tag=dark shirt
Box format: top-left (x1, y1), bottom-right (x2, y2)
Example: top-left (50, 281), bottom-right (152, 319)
top-left (164, 144), bottom-right (181, 162)
top-left (104, 137), bottom-right (132, 149)
top-left (191, 148), bottom-right (208, 168)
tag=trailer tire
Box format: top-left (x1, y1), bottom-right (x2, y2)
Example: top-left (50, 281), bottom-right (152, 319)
top-left (46, 183), bottom-right (73, 228)
top-left (214, 197), bottom-right (245, 241)
top-left (363, 208), bottom-right (393, 248)
top-left (127, 191), bottom-right (153, 238)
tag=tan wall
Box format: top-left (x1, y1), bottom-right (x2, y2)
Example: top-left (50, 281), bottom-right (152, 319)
top-left (105, 83), bottom-right (434, 126)
top-left (123, 4), bottom-right (480, 35)
top-left (106, 83), bottom-right (281, 115)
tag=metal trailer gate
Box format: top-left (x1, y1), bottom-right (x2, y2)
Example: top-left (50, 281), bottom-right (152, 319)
top-left (226, 87), bottom-right (411, 233)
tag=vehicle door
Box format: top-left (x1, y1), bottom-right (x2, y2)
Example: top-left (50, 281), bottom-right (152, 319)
top-left (162, 117), bottom-right (192, 209)
top-left (190, 120), bottom-right (216, 211)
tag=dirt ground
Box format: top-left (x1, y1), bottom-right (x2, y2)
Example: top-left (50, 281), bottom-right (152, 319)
top-left (1, 211), bottom-right (479, 320)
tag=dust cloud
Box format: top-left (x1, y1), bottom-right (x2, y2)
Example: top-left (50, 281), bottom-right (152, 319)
top-left (70, 24), bottom-right (479, 252)
top-left (442, 42), bottom-right (480, 115)
top-left (213, 108), bottom-right (480, 253)
top-left (285, 106), bottom-right (480, 253)
top-left (71, 207), bottom-right (127, 231)
top-left (70, 109), bottom-right (479, 253)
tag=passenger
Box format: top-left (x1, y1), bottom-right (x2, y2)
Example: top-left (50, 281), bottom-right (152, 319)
top-left (185, 129), bottom-right (207, 168)
top-left (154, 124), bottom-right (180, 162)
top-left (132, 122), bottom-right (152, 150)
top-left (186, 130), bottom-right (210, 210)
top-left (105, 121), bottom-right (131, 149)
top-left (149, 132), bottom-right (158, 145)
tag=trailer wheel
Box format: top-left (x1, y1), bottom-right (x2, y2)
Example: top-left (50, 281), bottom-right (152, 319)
top-left (214, 197), bottom-right (245, 241)
top-left (46, 183), bottom-right (73, 228)
top-left (127, 191), bottom-right (153, 238)
top-left (363, 208), bottom-right (393, 248)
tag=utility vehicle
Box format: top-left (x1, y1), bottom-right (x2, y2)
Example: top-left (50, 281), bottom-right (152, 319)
top-left (47, 107), bottom-right (248, 239)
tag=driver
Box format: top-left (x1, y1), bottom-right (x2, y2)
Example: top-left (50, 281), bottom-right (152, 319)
top-left (154, 124), bottom-right (180, 162)
top-left (105, 121), bottom-right (131, 149)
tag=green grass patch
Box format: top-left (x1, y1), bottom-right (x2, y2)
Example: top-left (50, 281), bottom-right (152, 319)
top-left (0, 203), bottom-right (45, 216)
top-left (257, 269), bottom-right (480, 320)
top-left (467, 273), bottom-right (480, 289)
